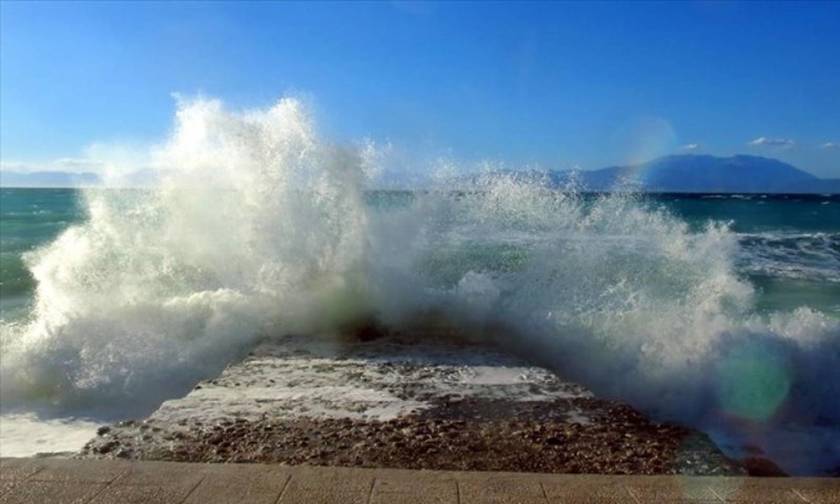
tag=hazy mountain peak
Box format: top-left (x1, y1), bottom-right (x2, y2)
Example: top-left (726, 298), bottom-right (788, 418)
top-left (570, 154), bottom-right (834, 193)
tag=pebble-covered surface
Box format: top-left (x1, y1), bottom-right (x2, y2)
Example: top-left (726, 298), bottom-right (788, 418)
top-left (80, 334), bottom-right (747, 475)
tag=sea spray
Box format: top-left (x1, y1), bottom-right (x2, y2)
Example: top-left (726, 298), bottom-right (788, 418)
top-left (1, 97), bottom-right (374, 416)
top-left (393, 181), bottom-right (839, 473)
top-left (1, 96), bottom-right (839, 473)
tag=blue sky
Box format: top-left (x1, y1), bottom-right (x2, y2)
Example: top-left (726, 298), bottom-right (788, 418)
top-left (1, 1), bottom-right (839, 178)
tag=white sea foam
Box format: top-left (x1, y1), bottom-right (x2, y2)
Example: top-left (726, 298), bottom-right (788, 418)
top-left (149, 335), bottom-right (590, 426)
top-left (1, 96), bottom-right (839, 473)
top-left (0, 413), bottom-right (100, 457)
top-left (736, 231), bottom-right (840, 282)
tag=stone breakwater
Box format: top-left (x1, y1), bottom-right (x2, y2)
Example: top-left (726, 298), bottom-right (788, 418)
top-left (80, 334), bottom-right (747, 475)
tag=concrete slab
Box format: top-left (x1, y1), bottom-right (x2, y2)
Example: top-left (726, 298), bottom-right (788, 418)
top-left (183, 464), bottom-right (289, 504)
top-left (459, 477), bottom-right (548, 503)
top-left (283, 471), bottom-right (373, 493)
top-left (0, 458), bottom-right (838, 504)
top-left (372, 475), bottom-right (459, 504)
top-left (460, 477), bottom-right (546, 496)
top-left (626, 479), bottom-right (720, 501)
top-left (377, 479), bottom-right (456, 494)
top-left (0, 481), bottom-right (105, 504)
top-left (88, 483), bottom-right (202, 504)
top-left (28, 459), bottom-right (129, 483)
top-left (279, 487), bottom-right (371, 504)
top-left (705, 479), bottom-right (807, 503)
top-left (0, 459), bottom-right (43, 501)
top-left (87, 460), bottom-right (206, 504)
top-left (0, 459), bottom-right (42, 480)
top-left (542, 478), bottom-right (635, 501)
top-left (0, 480), bottom-right (22, 499)
top-left (370, 494), bottom-right (457, 504)
top-left (796, 486), bottom-right (840, 504)
top-left (110, 460), bottom-right (206, 486)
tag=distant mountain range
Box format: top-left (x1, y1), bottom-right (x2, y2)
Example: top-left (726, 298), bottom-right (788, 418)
top-left (2, 155), bottom-right (839, 193)
top-left (0, 170), bottom-right (102, 188)
top-left (468, 155), bottom-right (840, 194)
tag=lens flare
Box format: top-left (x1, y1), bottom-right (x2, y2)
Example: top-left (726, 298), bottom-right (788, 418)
top-left (716, 341), bottom-right (791, 422)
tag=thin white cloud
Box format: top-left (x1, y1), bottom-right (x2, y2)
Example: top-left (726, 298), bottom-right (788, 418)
top-left (681, 143), bottom-right (700, 151)
top-left (1, 141), bottom-right (158, 187)
top-left (0, 158), bottom-right (104, 174)
top-left (820, 141), bottom-right (839, 150)
top-left (748, 136), bottom-right (795, 148)
top-left (0, 161), bottom-right (27, 171)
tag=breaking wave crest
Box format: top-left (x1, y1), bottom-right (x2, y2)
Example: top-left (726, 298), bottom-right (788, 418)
top-left (737, 231), bottom-right (840, 282)
top-left (1, 97), bottom-right (838, 473)
top-left (1, 97), bottom-right (372, 415)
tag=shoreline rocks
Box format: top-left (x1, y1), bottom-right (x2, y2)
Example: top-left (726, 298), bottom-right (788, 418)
top-left (79, 335), bottom-right (746, 476)
top-left (82, 397), bottom-right (744, 475)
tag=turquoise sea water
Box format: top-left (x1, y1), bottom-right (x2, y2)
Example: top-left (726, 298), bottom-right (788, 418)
top-left (0, 189), bottom-right (85, 320)
top-left (651, 193), bottom-right (840, 317)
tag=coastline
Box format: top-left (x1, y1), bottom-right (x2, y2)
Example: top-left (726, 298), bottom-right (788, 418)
top-left (78, 334), bottom-right (749, 476)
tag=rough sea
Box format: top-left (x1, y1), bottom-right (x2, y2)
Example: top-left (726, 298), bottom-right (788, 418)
top-left (1, 99), bottom-right (838, 473)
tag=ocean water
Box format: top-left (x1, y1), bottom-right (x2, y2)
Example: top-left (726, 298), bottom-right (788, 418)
top-left (1, 98), bottom-right (839, 473)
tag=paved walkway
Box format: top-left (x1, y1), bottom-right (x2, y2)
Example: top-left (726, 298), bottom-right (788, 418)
top-left (1, 457), bottom-right (838, 503)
